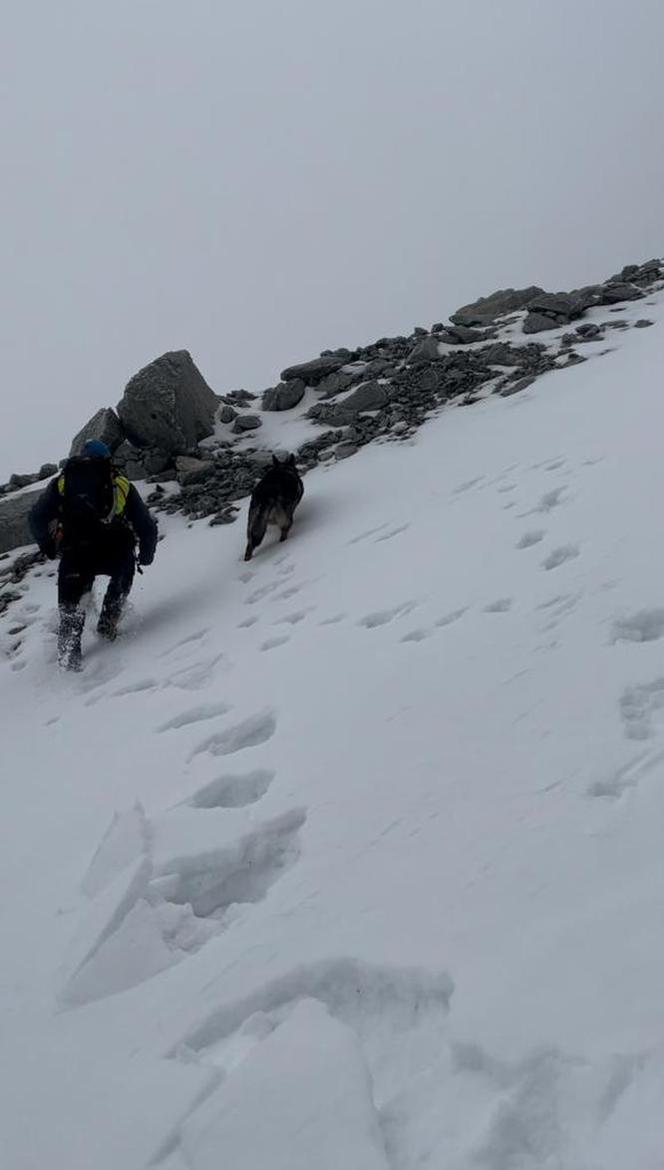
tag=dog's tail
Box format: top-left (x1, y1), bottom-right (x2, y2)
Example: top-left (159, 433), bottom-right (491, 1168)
top-left (244, 500), bottom-right (270, 561)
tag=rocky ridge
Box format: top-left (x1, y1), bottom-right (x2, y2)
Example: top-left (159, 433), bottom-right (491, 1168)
top-left (0, 258), bottom-right (661, 572)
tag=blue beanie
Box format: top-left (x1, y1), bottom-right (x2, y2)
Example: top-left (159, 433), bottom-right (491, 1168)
top-left (81, 439), bottom-right (111, 459)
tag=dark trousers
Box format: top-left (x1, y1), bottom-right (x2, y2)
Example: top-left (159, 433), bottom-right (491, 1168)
top-left (58, 535), bottom-right (136, 616)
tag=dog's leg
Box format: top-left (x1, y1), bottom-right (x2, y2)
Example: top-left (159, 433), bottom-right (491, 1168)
top-left (279, 520), bottom-right (292, 543)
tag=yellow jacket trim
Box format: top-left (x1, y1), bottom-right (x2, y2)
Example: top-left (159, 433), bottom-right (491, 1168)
top-left (58, 472), bottom-right (130, 517)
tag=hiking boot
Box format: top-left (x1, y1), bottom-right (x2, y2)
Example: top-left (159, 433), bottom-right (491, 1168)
top-left (97, 610), bottom-right (119, 641)
top-left (58, 608), bottom-right (84, 671)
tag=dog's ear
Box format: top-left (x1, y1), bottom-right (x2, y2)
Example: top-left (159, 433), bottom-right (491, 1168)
top-left (288, 454), bottom-right (296, 466)
top-left (272, 454), bottom-right (280, 467)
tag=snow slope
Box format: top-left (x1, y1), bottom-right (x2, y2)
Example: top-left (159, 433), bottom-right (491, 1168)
top-left (3, 293), bottom-right (664, 1167)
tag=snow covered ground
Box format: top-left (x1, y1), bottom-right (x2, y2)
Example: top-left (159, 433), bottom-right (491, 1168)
top-left (3, 292), bottom-right (664, 1167)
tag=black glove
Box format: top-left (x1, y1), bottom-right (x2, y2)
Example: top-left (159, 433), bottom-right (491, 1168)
top-left (138, 547), bottom-right (154, 567)
top-left (40, 537), bottom-right (57, 560)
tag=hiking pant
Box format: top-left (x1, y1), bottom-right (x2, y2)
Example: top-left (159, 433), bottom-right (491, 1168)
top-left (58, 537), bottom-right (136, 619)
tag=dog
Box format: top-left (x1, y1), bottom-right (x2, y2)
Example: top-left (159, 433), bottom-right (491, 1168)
top-left (244, 455), bottom-right (304, 561)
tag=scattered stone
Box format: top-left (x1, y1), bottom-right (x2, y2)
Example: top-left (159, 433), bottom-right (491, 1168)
top-left (335, 442), bottom-right (359, 460)
top-left (209, 507), bottom-right (239, 526)
top-left (175, 456), bottom-right (215, 486)
top-left (118, 350), bottom-right (218, 454)
top-left (280, 354), bottom-right (351, 384)
top-left (232, 414), bottom-right (262, 433)
top-left (522, 312), bottom-right (561, 334)
top-left (218, 403), bottom-right (239, 424)
top-left (225, 389), bottom-right (256, 405)
top-left (262, 380), bottom-right (306, 411)
top-left (339, 381), bottom-right (389, 413)
top-left (500, 376), bottom-right (536, 397)
top-left (70, 407), bottom-right (125, 456)
top-left (634, 319), bottom-right (654, 328)
top-left (575, 322), bottom-right (602, 338)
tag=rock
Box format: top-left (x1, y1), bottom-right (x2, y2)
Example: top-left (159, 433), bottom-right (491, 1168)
top-left (317, 448), bottom-right (336, 463)
top-left (117, 350), bottom-right (218, 455)
top-left (175, 453), bottom-right (213, 486)
top-left (38, 463), bottom-right (58, 480)
top-left (525, 292), bottom-right (583, 324)
top-left (112, 440), bottom-right (146, 481)
top-left (218, 403), bottom-right (239, 424)
top-left (620, 264), bottom-right (639, 281)
top-left (634, 319), bottom-right (654, 328)
top-left (407, 337), bottom-right (441, 362)
top-left (141, 449), bottom-right (172, 477)
top-left (522, 312), bottom-right (561, 334)
top-left (8, 472), bottom-right (40, 490)
top-left (262, 380), bottom-right (306, 411)
top-left (440, 324), bottom-right (493, 344)
top-left (499, 376), bottom-right (536, 397)
top-left (335, 442), bottom-right (358, 460)
top-left (575, 322), bottom-right (602, 338)
top-left (450, 286), bottom-right (544, 326)
top-left (317, 371), bottom-right (357, 397)
top-left (70, 407), bottom-right (125, 457)
top-left (0, 588), bottom-right (22, 615)
top-left (208, 507), bottom-right (239, 526)
top-left (338, 381), bottom-right (389, 413)
top-left (600, 282), bottom-right (643, 304)
top-left (225, 389), bottom-right (256, 405)
top-left (0, 488), bottom-right (42, 554)
top-left (280, 354), bottom-right (351, 385)
top-left (232, 414), bottom-right (262, 434)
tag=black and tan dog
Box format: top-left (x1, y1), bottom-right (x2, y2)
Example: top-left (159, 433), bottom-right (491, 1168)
top-left (244, 455), bottom-right (304, 561)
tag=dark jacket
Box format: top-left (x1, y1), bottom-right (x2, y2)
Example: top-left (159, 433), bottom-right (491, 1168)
top-left (29, 472), bottom-right (158, 565)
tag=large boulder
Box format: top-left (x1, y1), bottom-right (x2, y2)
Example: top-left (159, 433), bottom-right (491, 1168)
top-left (0, 488), bottom-right (43, 554)
top-left (117, 351), bottom-right (218, 455)
top-left (70, 407), bottom-right (125, 456)
top-left (262, 380), bottom-right (306, 411)
top-left (600, 281), bottom-right (643, 304)
top-left (450, 287), bottom-right (544, 326)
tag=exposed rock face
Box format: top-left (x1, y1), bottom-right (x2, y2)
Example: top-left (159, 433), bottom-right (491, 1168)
top-left (0, 488), bottom-right (43, 554)
top-left (450, 287), bottom-right (544, 326)
top-left (117, 351), bottom-right (218, 454)
top-left (70, 408), bottom-right (125, 456)
top-left (262, 380), bottom-right (306, 411)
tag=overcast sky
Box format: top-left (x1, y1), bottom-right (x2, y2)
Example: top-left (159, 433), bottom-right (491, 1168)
top-left (2, 0), bottom-right (663, 478)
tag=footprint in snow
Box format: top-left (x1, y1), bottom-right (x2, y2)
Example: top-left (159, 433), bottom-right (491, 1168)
top-left (158, 629), bottom-right (209, 658)
top-left (237, 616), bottom-right (259, 629)
top-left (435, 607), bottom-right (467, 628)
top-left (374, 523), bottom-right (410, 543)
top-left (451, 476), bottom-right (484, 496)
top-left (274, 610), bottom-right (309, 626)
top-left (516, 529), bottom-right (545, 550)
top-left (261, 636), bottom-right (290, 652)
top-left (190, 710), bottom-right (277, 760)
top-left (358, 601), bottom-right (417, 629)
top-left (541, 545), bottom-right (580, 571)
top-left (611, 608), bottom-right (664, 644)
top-left (536, 487), bottom-right (567, 513)
top-left (156, 702), bottom-right (231, 733)
top-left (189, 768), bottom-right (275, 809)
top-left (401, 628), bottom-right (430, 643)
top-left (347, 524), bottom-right (390, 545)
top-left (319, 613), bottom-right (347, 626)
top-left (246, 582), bottom-right (280, 605)
top-left (484, 598), bottom-right (513, 613)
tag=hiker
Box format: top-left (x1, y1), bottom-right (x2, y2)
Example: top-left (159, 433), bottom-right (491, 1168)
top-left (29, 439), bottom-right (158, 670)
